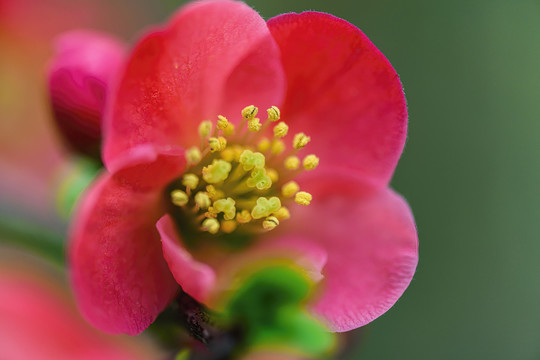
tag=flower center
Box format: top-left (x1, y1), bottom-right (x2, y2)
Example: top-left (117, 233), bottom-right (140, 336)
top-left (167, 105), bottom-right (318, 241)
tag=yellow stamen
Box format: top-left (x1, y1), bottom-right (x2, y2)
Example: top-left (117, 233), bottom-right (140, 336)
top-left (246, 168), bottom-right (272, 190)
top-left (257, 138), bottom-right (271, 152)
top-left (293, 132), bottom-right (311, 149)
top-left (274, 207), bottom-right (290, 220)
top-left (213, 197), bottom-right (236, 220)
top-left (198, 121), bottom-right (213, 138)
top-left (201, 218), bottom-right (220, 234)
top-left (251, 197), bottom-right (281, 219)
top-left (273, 121), bottom-right (288, 138)
top-left (202, 159), bottom-right (232, 183)
top-left (206, 185), bottom-right (224, 200)
top-left (303, 154), bottom-right (319, 170)
top-left (194, 191), bottom-right (211, 209)
top-left (271, 139), bottom-right (285, 155)
top-left (236, 210), bottom-right (252, 224)
top-left (208, 136), bottom-right (227, 152)
top-left (221, 148), bottom-right (235, 162)
top-left (182, 174), bottom-right (199, 189)
top-left (221, 220), bottom-right (237, 233)
top-left (206, 207), bottom-right (218, 218)
top-left (239, 150), bottom-right (265, 171)
top-left (266, 168), bottom-right (279, 183)
top-left (217, 115), bottom-right (229, 130)
top-left (247, 117), bottom-right (262, 132)
top-left (267, 106), bottom-right (280, 121)
top-left (185, 147), bottom-right (202, 165)
top-left (242, 105), bottom-right (258, 120)
top-left (295, 191), bottom-right (312, 206)
top-left (282, 181), bottom-right (299, 198)
top-left (262, 216), bottom-right (279, 230)
top-left (284, 156), bottom-right (300, 170)
top-left (223, 122), bottom-right (235, 136)
top-left (171, 190), bottom-right (189, 207)
top-left (171, 104), bottom-right (319, 238)
top-left (231, 145), bottom-right (245, 161)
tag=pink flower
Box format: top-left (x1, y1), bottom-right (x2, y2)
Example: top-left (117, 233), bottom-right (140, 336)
top-left (68, 0), bottom-right (418, 336)
top-left (48, 30), bottom-right (126, 158)
top-left (0, 254), bottom-right (160, 360)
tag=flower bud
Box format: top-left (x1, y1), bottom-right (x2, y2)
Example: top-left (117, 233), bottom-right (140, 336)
top-left (47, 31), bottom-right (125, 159)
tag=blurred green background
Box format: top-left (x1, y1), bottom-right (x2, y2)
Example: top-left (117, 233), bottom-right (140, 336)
top-left (2, 0), bottom-right (539, 359)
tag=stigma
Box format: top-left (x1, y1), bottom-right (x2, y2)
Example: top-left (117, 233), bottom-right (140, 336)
top-left (167, 105), bottom-right (318, 236)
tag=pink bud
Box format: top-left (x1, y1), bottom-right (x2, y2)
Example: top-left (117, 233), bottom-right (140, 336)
top-left (48, 30), bottom-right (125, 159)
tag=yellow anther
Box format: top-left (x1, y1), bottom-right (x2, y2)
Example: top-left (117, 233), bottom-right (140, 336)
top-left (247, 168), bottom-right (272, 190)
top-left (242, 105), bottom-right (258, 120)
top-left (171, 190), bottom-right (189, 207)
top-left (303, 154), bottom-right (319, 170)
top-left (231, 145), bottom-right (245, 161)
top-left (251, 197), bottom-right (281, 219)
top-left (221, 220), bottom-right (237, 233)
top-left (185, 147), bottom-right (202, 165)
top-left (198, 121), bottom-right (213, 138)
top-left (273, 121), bottom-right (288, 138)
top-left (201, 218), bottom-right (220, 234)
top-left (221, 147), bottom-right (235, 162)
top-left (202, 159), bottom-right (232, 183)
top-left (182, 174), bottom-right (199, 189)
top-left (247, 117), bottom-right (262, 132)
top-left (208, 136), bottom-right (227, 152)
top-left (206, 185), bottom-right (224, 200)
top-left (194, 192), bottom-right (211, 209)
top-left (239, 150), bottom-right (265, 171)
top-left (217, 115), bottom-right (229, 130)
top-left (271, 139), bottom-right (285, 155)
top-left (257, 138), bottom-right (271, 152)
top-left (213, 197), bottom-right (236, 220)
top-left (205, 207), bottom-right (218, 218)
top-left (274, 207), bottom-right (290, 220)
top-left (282, 181), bottom-right (299, 198)
top-left (284, 156), bottom-right (300, 170)
top-left (262, 216), bottom-right (279, 230)
top-left (223, 122), bottom-right (235, 136)
top-left (236, 210), bottom-right (252, 224)
top-left (295, 191), bottom-right (312, 206)
top-left (267, 106), bottom-right (280, 121)
top-left (266, 168), bottom-right (279, 183)
top-left (293, 132), bottom-right (311, 149)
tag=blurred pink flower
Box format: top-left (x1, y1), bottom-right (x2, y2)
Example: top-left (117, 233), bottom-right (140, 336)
top-left (0, 251), bottom-right (160, 360)
top-left (68, 0), bottom-right (418, 336)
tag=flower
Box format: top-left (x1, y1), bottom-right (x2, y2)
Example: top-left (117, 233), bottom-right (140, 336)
top-left (48, 30), bottom-right (126, 159)
top-left (0, 250), bottom-right (160, 360)
top-left (68, 0), bottom-right (418, 336)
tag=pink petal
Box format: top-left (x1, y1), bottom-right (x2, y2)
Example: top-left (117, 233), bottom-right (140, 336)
top-left (268, 12), bottom-right (408, 188)
top-left (157, 215), bottom-right (216, 303)
top-left (0, 262), bottom-right (158, 360)
top-left (107, 144), bottom-right (186, 192)
top-left (69, 172), bottom-right (178, 335)
top-left (197, 235), bottom-right (328, 307)
top-left (289, 172), bottom-right (418, 332)
top-left (47, 30), bottom-right (125, 158)
top-left (103, 0), bottom-right (285, 167)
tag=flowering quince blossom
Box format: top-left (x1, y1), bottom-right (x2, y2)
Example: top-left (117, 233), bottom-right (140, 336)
top-left (66, 0), bottom-right (418, 336)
